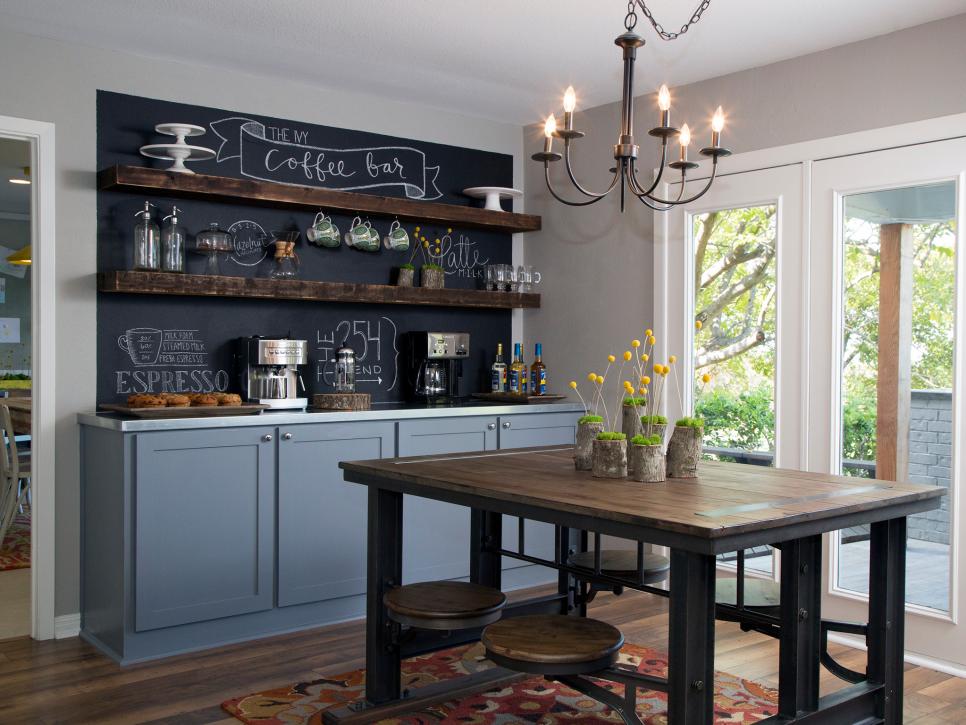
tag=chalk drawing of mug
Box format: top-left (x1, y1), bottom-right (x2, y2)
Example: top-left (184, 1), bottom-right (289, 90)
top-left (117, 327), bottom-right (164, 366)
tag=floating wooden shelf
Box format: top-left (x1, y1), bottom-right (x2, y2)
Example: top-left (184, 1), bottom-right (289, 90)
top-left (97, 271), bottom-right (540, 309)
top-left (98, 165), bottom-right (541, 234)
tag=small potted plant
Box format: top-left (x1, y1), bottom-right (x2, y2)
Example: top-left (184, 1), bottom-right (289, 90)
top-left (639, 414), bottom-right (667, 443)
top-left (419, 232), bottom-right (446, 289)
top-left (394, 226), bottom-right (424, 287)
top-left (666, 370), bottom-right (712, 478)
top-left (628, 433), bottom-right (665, 483)
top-left (568, 376), bottom-right (606, 470)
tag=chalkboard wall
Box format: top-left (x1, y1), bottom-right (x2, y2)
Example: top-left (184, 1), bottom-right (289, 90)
top-left (96, 91), bottom-right (514, 403)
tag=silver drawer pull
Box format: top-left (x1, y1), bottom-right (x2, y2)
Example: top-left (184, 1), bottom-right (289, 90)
top-left (487, 423), bottom-right (496, 430)
top-left (502, 421), bottom-right (512, 429)
top-left (263, 434), bottom-right (273, 442)
top-left (282, 432), bottom-right (293, 440)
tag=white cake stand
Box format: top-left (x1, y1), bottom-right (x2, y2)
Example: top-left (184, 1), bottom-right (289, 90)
top-left (463, 186), bottom-right (524, 212)
top-left (140, 123), bottom-right (215, 174)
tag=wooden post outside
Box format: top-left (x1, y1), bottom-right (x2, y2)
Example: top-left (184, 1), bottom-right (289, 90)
top-left (876, 223), bottom-right (913, 482)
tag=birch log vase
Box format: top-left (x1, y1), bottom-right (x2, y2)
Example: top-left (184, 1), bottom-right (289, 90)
top-left (666, 425), bottom-right (703, 478)
top-left (395, 266), bottom-right (415, 287)
top-left (421, 266), bottom-right (445, 289)
top-left (621, 405), bottom-right (643, 443)
top-left (592, 438), bottom-right (627, 479)
top-left (628, 444), bottom-right (666, 483)
top-left (575, 421), bottom-right (604, 470)
top-left (640, 421), bottom-right (667, 444)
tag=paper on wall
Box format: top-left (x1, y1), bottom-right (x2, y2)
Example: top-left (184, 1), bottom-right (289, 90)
top-left (0, 318), bottom-right (19, 343)
top-left (0, 246), bottom-right (27, 279)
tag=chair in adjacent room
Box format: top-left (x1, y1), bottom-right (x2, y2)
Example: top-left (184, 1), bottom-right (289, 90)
top-left (0, 404), bottom-right (30, 545)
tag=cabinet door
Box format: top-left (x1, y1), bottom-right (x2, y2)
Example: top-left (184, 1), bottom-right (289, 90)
top-left (134, 426), bottom-right (276, 631)
top-left (498, 412), bottom-right (580, 567)
top-left (277, 421), bottom-right (394, 607)
top-left (398, 417), bottom-right (497, 583)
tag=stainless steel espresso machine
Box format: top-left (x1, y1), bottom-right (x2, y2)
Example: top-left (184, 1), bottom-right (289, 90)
top-left (403, 331), bottom-right (469, 402)
top-left (235, 336), bottom-right (309, 409)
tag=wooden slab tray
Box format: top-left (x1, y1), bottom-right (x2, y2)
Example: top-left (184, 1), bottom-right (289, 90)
top-left (471, 392), bottom-right (567, 405)
top-left (100, 403), bottom-right (269, 418)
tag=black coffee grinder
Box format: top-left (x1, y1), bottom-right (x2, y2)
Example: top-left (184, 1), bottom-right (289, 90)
top-left (403, 331), bottom-right (469, 402)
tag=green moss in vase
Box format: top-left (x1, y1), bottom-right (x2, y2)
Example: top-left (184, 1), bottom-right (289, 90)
top-left (596, 431), bottom-right (626, 441)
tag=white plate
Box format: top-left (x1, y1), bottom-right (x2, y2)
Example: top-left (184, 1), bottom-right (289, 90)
top-left (463, 186), bottom-right (523, 212)
top-left (155, 123), bottom-right (207, 138)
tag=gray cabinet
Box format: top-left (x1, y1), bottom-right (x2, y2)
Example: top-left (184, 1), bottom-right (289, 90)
top-left (277, 421), bottom-right (394, 607)
top-left (497, 412), bottom-right (579, 566)
top-left (398, 416), bottom-right (497, 583)
top-left (134, 426), bottom-right (276, 631)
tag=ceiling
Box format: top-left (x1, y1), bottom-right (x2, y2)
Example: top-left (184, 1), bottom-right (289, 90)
top-left (1, 0), bottom-right (963, 124)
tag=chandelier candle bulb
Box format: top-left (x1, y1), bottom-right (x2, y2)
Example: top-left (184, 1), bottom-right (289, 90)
top-left (658, 84), bottom-right (671, 127)
top-left (711, 105), bottom-right (725, 147)
top-left (679, 123), bottom-right (691, 161)
top-left (543, 114), bottom-right (556, 154)
top-left (563, 86), bottom-right (576, 130)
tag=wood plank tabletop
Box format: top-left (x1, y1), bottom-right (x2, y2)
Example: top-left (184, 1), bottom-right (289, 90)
top-left (341, 447), bottom-right (943, 546)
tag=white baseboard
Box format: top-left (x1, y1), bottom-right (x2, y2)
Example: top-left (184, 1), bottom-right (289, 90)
top-left (827, 632), bottom-right (966, 679)
top-left (54, 613), bottom-right (80, 639)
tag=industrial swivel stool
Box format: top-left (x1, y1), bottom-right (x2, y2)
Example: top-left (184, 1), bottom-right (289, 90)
top-left (483, 614), bottom-right (652, 725)
top-left (569, 548), bottom-right (670, 600)
top-left (383, 580), bottom-right (508, 631)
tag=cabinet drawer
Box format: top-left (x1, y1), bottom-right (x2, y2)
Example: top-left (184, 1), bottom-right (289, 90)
top-left (134, 427), bottom-right (276, 632)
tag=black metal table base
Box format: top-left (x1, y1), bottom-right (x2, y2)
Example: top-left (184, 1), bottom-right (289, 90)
top-left (348, 486), bottom-right (909, 725)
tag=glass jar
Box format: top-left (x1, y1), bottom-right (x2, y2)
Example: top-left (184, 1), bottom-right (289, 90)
top-left (196, 222), bottom-right (233, 275)
top-left (333, 345), bottom-right (356, 393)
top-left (133, 201), bottom-right (159, 270)
top-left (160, 205), bottom-right (186, 273)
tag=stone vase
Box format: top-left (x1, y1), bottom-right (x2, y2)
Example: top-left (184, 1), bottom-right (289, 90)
top-left (592, 438), bottom-right (627, 479)
top-left (666, 425), bottom-right (703, 478)
top-left (621, 404), bottom-right (643, 442)
top-left (395, 267), bottom-right (415, 287)
top-left (628, 444), bottom-right (666, 483)
top-left (575, 421), bottom-right (605, 470)
top-left (639, 421), bottom-right (667, 444)
top-left (421, 267), bottom-right (445, 289)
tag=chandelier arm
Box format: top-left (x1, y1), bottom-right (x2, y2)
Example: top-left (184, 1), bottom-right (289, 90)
top-left (638, 160), bottom-right (720, 206)
top-left (543, 163), bottom-right (612, 207)
top-left (563, 142), bottom-right (623, 198)
top-left (627, 138), bottom-right (670, 198)
top-left (633, 194), bottom-right (676, 212)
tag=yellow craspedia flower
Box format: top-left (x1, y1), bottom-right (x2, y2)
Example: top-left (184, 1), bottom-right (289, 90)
top-left (642, 353), bottom-right (649, 362)
top-left (623, 351), bottom-right (632, 361)
top-left (661, 368), bottom-right (669, 377)
top-left (631, 339), bottom-right (641, 348)
top-left (653, 364), bottom-right (663, 375)
top-left (415, 226), bottom-right (421, 232)
top-left (701, 373), bottom-right (712, 383)
top-left (669, 355), bottom-right (677, 364)
top-left (596, 375), bottom-right (605, 385)
top-left (569, 380), bottom-right (578, 389)
top-left (446, 228), bottom-right (453, 233)
top-left (607, 354), bottom-right (616, 363)
top-left (648, 335), bottom-right (656, 345)
top-left (641, 375), bottom-right (651, 385)
top-left (695, 320), bottom-right (703, 330)
top-left (423, 240), bottom-right (430, 248)
top-left (638, 387), bottom-right (647, 395)
top-left (645, 328), bottom-right (653, 337)
top-left (587, 372), bottom-right (597, 382)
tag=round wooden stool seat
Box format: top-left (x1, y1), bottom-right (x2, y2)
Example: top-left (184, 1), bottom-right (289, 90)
top-left (569, 549), bottom-right (670, 585)
top-left (482, 615), bottom-right (624, 675)
top-left (383, 581), bottom-right (507, 630)
top-left (716, 578), bottom-right (781, 611)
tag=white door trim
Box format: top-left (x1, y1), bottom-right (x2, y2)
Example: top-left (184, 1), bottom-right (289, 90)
top-left (0, 114), bottom-right (56, 640)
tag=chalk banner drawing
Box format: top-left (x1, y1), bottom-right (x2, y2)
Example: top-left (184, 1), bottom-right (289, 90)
top-left (114, 328), bottom-right (230, 394)
top-left (210, 117), bottom-right (442, 200)
top-left (316, 317), bottom-right (399, 392)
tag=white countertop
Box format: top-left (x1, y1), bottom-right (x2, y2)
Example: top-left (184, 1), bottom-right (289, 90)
top-left (77, 400), bottom-right (583, 432)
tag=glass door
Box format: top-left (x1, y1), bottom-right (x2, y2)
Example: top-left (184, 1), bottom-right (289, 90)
top-left (809, 139), bottom-right (966, 665)
top-left (664, 164), bottom-right (805, 579)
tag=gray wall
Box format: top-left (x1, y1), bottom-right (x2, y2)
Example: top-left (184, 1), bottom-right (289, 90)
top-left (524, 13), bottom-right (966, 405)
top-left (909, 389), bottom-right (953, 545)
top-left (0, 26), bottom-right (525, 618)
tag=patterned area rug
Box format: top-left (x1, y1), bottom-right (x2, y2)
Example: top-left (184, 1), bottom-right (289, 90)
top-left (0, 513), bottom-right (30, 571)
top-left (223, 641), bottom-right (777, 723)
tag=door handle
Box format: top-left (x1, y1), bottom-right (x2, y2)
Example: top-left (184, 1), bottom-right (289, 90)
top-left (487, 423), bottom-right (496, 430)
top-left (262, 434), bottom-right (273, 442)
top-left (282, 432), bottom-right (293, 440)
top-left (502, 421), bottom-right (512, 429)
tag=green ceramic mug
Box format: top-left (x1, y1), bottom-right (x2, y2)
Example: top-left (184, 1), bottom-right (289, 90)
top-left (344, 216), bottom-right (373, 248)
top-left (383, 220), bottom-right (410, 251)
top-left (307, 212), bottom-right (340, 248)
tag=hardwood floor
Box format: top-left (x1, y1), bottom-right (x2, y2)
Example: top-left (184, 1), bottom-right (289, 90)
top-left (1, 586), bottom-right (963, 723)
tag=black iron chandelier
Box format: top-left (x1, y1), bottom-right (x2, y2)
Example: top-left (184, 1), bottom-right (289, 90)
top-left (532, 0), bottom-right (730, 211)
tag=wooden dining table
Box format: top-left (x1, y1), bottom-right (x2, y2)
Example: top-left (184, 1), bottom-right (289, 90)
top-left (335, 446), bottom-right (943, 724)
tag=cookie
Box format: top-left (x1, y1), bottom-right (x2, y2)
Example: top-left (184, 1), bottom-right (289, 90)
top-left (160, 393), bottom-right (190, 407)
top-left (215, 393), bottom-right (243, 407)
top-left (189, 393), bottom-right (218, 407)
top-left (127, 394), bottom-right (165, 409)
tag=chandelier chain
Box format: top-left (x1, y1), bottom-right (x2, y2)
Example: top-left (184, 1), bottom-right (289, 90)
top-left (635, 0), bottom-right (712, 41)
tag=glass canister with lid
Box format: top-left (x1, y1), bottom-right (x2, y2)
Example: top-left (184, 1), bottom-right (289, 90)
top-left (333, 344), bottom-right (356, 393)
top-left (195, 222), bottom-right (234, 275)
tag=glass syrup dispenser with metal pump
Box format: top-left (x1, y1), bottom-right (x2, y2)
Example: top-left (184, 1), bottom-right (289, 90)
top-left (133, 201), bottom-right (160, 271)
top-left (160, 205), bottom-right (187, 273)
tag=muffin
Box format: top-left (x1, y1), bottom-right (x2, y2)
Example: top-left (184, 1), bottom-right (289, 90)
top-left (160, 393), bottom-right (190, 407)
top-left (127, 394), bottom-right (166, 409)
top-left (189, 393), bottom-right (219, 407)
top-left (214, 392), bottom-right (243, 407)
